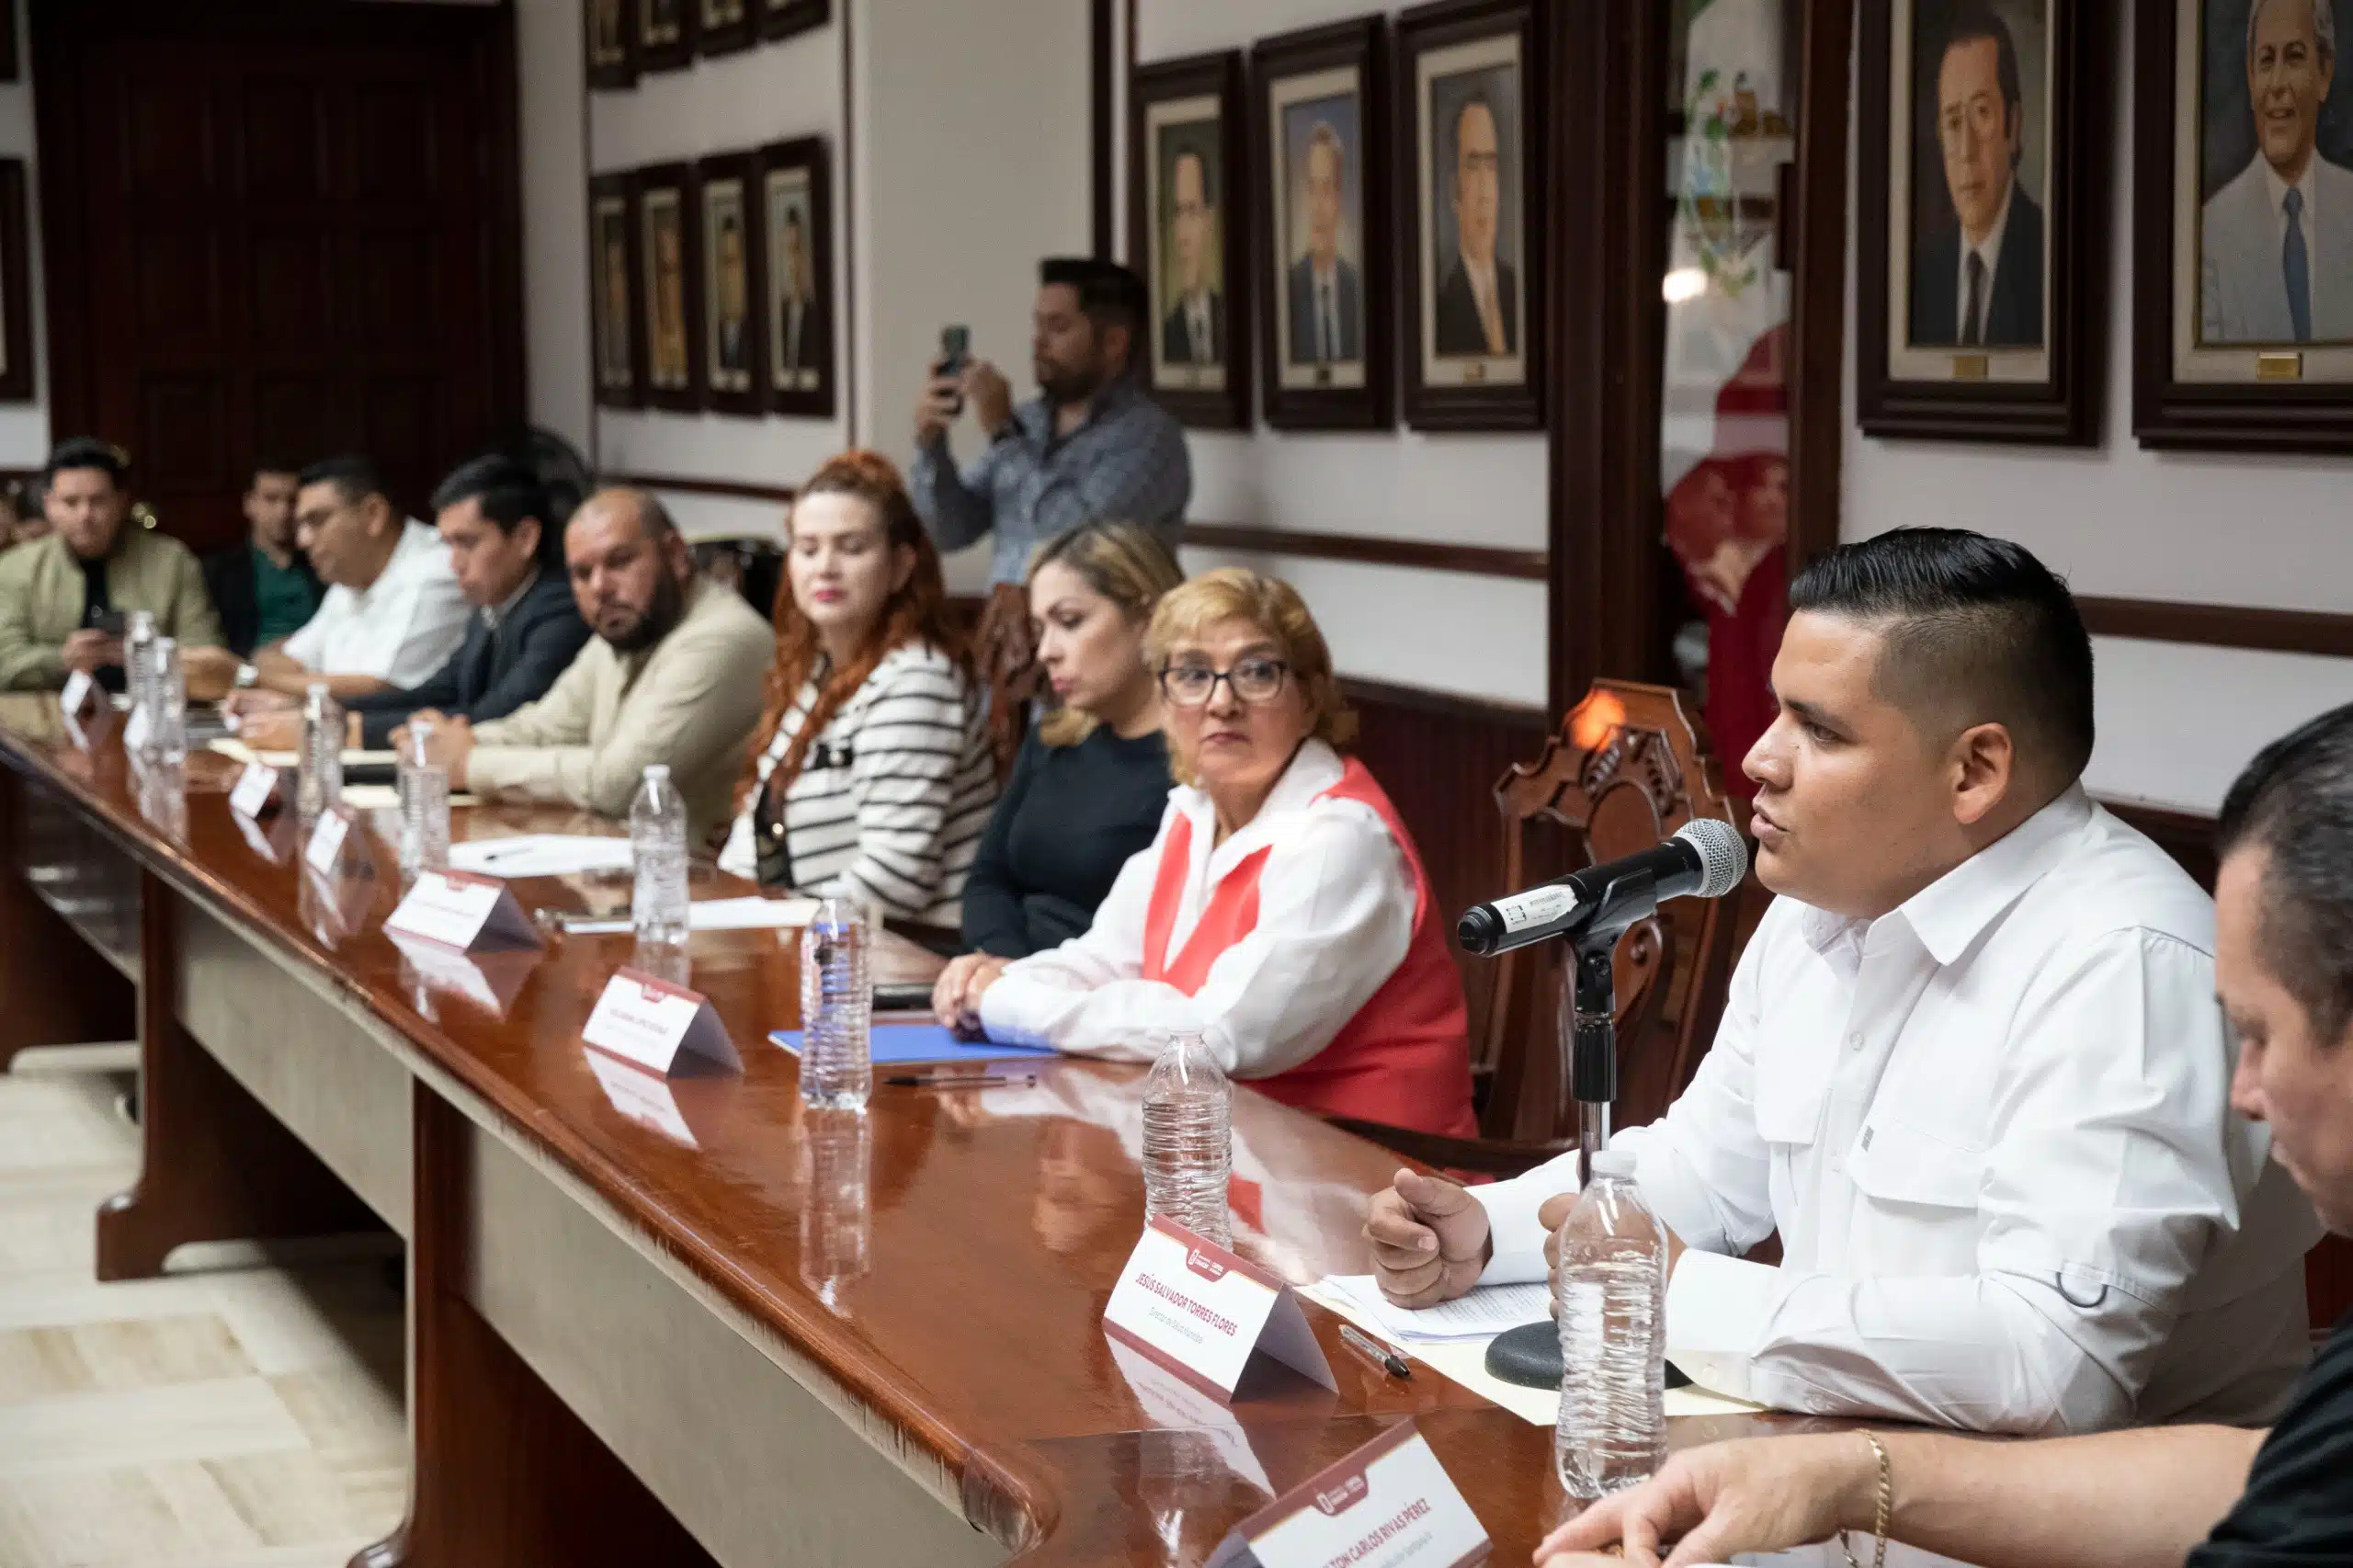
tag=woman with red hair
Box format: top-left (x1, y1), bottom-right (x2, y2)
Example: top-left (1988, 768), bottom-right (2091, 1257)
top-left (716, 452), bottom-right (996, 936)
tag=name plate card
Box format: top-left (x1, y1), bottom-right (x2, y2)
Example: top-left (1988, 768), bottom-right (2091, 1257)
top-left (1206, 1421), bottom-right (1489, 1568)
top-left (59, 670), bottom-right (97, 717)
top-left (1103, 1219), bottom-right (1334, 1402)
top-left (582, 966), bottom-right (742, 1077)
top-left (304, 806), bottom-right (355, 877)
top-left (229, 762), bottom-right (281, 819)
top-left (383, 869), bottom-right (542, 953)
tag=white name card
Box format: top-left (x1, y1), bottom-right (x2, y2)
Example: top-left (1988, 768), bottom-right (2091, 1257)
top-left (582, 966), bottom-right (742, 1077)
top-left (229, 763), bottom-right (281, 819)
top-left (383, 869), bottom-right (542, 953)
top-left (59, 669), bottom-right (97, 717)
top-left (1207, 1420), bottom-right (1490, 1568)
top-left (304, 807), bottom-right (354, 877)
top-left (1103, 1219), bottom-right (1334, 1402)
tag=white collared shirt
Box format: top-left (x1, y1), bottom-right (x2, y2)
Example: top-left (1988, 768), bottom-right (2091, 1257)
top-left (980, 739), bottom-right (1413, 1078)
top-left (282, 519), bottom-right (472, 688)
top-left (1473, 786), bottom-right (2319, 1435)
top-left (1185, 290), bottom-right (1212, 358)
top-left (2263, 153), bottom-right (2322, 319)
top-left (1954, 178), bottom-right (2016, 344)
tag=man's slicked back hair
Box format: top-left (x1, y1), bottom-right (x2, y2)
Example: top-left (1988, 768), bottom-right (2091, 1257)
top-left (432, 452), bottom-right (557, 563)
top-left (2217, 702), bottom-right (2353, 1045)
top-left (297, 454), bottom-right (389, 510)
top-left (1787, 527), bottom-right (2095, 787)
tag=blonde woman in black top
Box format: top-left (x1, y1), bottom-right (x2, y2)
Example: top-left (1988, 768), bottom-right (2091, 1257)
top-left (934, 522), bottom-right (1182, 1016)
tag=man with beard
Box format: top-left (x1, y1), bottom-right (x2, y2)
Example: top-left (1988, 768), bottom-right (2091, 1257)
top-left (910, 257), bottom-right (1190, 587)
top-left (398, 486), bottom-right (771, 840)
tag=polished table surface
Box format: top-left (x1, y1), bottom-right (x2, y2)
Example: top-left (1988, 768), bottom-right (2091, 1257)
top-left (0, 695), bottom-right (1833, 1566)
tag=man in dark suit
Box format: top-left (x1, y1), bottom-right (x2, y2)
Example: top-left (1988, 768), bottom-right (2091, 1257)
top-left (202, 460), bottom-right (324, 658)
top-left (1908, 2), bottom-right (2044, 348)
top-left (1433, 94), bottom-right (1519, 358)
top-left (714, 212), bottom-right (751, 377)
top-left (773, 208), bottom-right (823, 381)
top-left (1285, 121), bottom-right (1363, 364)
top-left (240, 453), bottom-right (589, 751)
top-left (1159, 147), bottom-right (1224, 366)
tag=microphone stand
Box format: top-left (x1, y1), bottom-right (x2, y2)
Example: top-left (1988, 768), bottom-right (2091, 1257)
top-left (1564, 867), bottom-right (1657, 1187)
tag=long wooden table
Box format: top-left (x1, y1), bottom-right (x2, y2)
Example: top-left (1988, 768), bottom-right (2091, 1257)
top-left (0, 695), bottom-right (1818, 1567)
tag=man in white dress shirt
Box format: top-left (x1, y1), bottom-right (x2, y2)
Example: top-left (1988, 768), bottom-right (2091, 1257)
top-left (2202, 0), bottom-right (2353, 345)
top-left (1366, 528), bottom-right (2318, 1435)
top-left (214, 454), bottom-right (471, 707)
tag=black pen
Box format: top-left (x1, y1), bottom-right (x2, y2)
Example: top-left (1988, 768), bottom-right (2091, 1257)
top-left (882, 1072), bottom-right (1035, 1088)
top-left (1337, 1323), bottom-right (1412, 1380)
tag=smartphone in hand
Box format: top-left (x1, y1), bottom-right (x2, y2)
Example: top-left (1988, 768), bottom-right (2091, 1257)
top-left (937, 324), bottom-right (971, 415)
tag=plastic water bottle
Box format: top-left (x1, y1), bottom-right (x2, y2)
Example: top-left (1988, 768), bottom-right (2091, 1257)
top-left (298, 682), bottom-right (343, 818)
top-left (396, 718), bottom-right (450, 875)
top-left (629, 763), bottom-right (689, 945)
top-left (124, 609), bottom-right (157, 717)
top-left (797, 897), bottom-right (871, 1108)
top-left (1141, 1029), bottom-right (1233, 1247)
top-left (1553, 1145), bottom-right (1667, 1500)
top-left (147, 636), bottom-right (188, 766)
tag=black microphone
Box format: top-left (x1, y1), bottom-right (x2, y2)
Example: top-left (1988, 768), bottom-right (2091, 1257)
top-left (1457, 818), bottom-right (1748, 957)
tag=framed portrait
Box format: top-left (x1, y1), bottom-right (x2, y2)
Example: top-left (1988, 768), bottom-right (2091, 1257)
top-left (589, 173), bottom-right (643, 409)
top-left (697, 153), bottom-right (766, 415)
top-left (636, 163), bottom-right (703, 412)
top-left (1857, 0), bottom-right (2106, 444)
top-left (699, 0), bottom-right (754, 57)
top-left (758, 136), bottom-right (836, 417)
top-left (0, 162), bottom-right (32, 403)
top-left (585, 0), bottom-right (635, 88)
top-left (1131, 51), bottom-right (1250, 429)
top-left (637, 0), bottom-right (696, 73)
top-left (759, 0), bottom-right (829, 42)
top-left (1253, 17), bottom-right (1393, 430)
top-left (2134, 0), bottom-right (2353, 449)
top-left (1397, 0), bottom-right (1546, 431)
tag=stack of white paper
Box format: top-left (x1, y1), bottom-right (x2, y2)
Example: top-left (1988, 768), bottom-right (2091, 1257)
top-left (448, 835), bottom-right (637, 879)
top-left (1324, 1275), bottom-right (1551, 1340)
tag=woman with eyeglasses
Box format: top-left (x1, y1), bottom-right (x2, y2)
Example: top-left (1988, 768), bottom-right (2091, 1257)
top-left (933, 523), bottom-right (1182, 1023)
top-left (715, 451), bottom-right (996, 936)
top-left (939, 567), bottom-right (1477, 1139)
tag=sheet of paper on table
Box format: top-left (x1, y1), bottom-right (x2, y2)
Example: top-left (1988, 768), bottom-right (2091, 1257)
top-left (1298, 1277), bottom-right (1764, 1427)
top-left (209, 739), bottom-right (396, 770)
top-left (550, 896), bottom-right (825, 935)
top-left (345, 785), bottom-right (478, 811)
top-left (447, 835), bottom-right (637, 879)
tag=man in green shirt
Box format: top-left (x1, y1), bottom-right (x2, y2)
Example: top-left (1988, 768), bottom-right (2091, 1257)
top-left (0, 437), bottom-right (223, 692)
top-left (202, 460), bottom-right (324, 657)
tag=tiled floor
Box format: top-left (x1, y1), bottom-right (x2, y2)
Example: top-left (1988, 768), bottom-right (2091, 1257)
top-left (0, 1049), bottom-right (406, 1568)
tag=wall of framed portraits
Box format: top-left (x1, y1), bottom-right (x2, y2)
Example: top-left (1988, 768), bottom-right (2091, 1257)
top-left (1841, 0), bottom-right (2353, 814)
top-left (1131, 0), bottom-right (1551, 710)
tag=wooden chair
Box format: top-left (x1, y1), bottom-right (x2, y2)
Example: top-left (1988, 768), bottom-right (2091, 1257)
top-left (972, 585), bottom-right (1049, 783)
top-left (1332, 681), bottom-right (1751, 1176)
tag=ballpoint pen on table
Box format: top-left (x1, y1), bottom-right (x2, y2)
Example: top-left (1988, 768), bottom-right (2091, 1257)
top-left (1336, 1322), bottom-right (1412, 1380)
top-left (882, 1072), bottom-right (1037, 1089)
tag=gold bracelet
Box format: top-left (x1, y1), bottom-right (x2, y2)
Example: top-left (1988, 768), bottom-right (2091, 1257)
top-left (1840, 1431), bottom-right (1890, 1568)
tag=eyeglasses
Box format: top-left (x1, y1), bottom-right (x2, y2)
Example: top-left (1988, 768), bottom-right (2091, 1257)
top-left (1159, 656), bottom-right (1290, 707)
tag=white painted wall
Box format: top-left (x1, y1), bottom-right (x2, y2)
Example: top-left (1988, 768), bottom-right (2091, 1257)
top-left (515, 0), bottom-right (592, 456)
top-left (0, 0), bottom-right (46, 466)
top-left (1840, 19), bottom-right (2353, 812)
top-left (1136, 0), bottom-right (1550, 707)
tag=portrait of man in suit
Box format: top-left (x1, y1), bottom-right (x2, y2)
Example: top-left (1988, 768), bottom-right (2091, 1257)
top-left (1907, 1), bottom-right (2046, 348)
top-left (709, 197), bottom-right (750, 386)
top-left (1284, 117), bottom-right (1363, 368)
top-left (1159, 142), bottom-right (1223, 369)
top-left (1432, 91), bottom-right (1519, 358)
top-left (591, 0), bottom-right (627, 60)
top-left (642, 0), bottom-right (682, 47)
top-left (772, 198), bottom-right (819, 389)
top-left (2200, 0), bottom-right (2353, 345)
top-left (597, 207), bottom-right (632, 389)
top-left (643, 192), bottom-right (688, 389)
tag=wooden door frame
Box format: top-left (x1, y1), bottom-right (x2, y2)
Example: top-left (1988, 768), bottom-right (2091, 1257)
top-left (1542, 0), bottom-right (1851, 715)
top-left (30, 0), bottom-right (528, 462)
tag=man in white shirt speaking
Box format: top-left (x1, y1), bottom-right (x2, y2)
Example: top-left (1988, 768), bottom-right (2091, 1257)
top-left (215, 454), bottom-right (472, 707)
top-left (1366, 528), bottom-right (2319, 1435)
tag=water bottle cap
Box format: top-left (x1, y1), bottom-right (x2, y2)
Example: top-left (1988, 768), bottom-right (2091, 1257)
top-left (307, 681), bottom-right (329, 699)
top-left (643, 764), bottom-right (671, 780)
top-left (1587, 1147), bottom-right (1636, 1179)
top-left (153, 636), bottom-right (175, 653)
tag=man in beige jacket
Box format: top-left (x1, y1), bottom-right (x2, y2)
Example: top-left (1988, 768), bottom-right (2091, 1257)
top-left (0, 438), bottom-right (223, 692)
top-left (397, 487), bottom-right (771, 841)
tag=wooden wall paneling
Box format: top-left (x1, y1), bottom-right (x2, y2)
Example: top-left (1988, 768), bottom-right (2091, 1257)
top-left (95, 870), bottom-right (379, 1280)
top-left (358, 1085), bottom-right (720, 1568)
top-left (2077, 598), bottom-right (2353, 662)
top-left (0, 765), bottom-right (136, 1066)
top-left (1183, 520), bottom-right (1546, 579)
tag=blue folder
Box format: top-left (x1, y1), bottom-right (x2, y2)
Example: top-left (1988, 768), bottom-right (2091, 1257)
top-left (767, 1024), bottom-right (1059, 1067)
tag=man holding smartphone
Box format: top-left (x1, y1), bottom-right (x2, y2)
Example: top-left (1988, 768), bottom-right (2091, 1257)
top-left (0, 437), bottom-right (224, 693)
top-left (909, 257), bottom-right (1190, 589)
